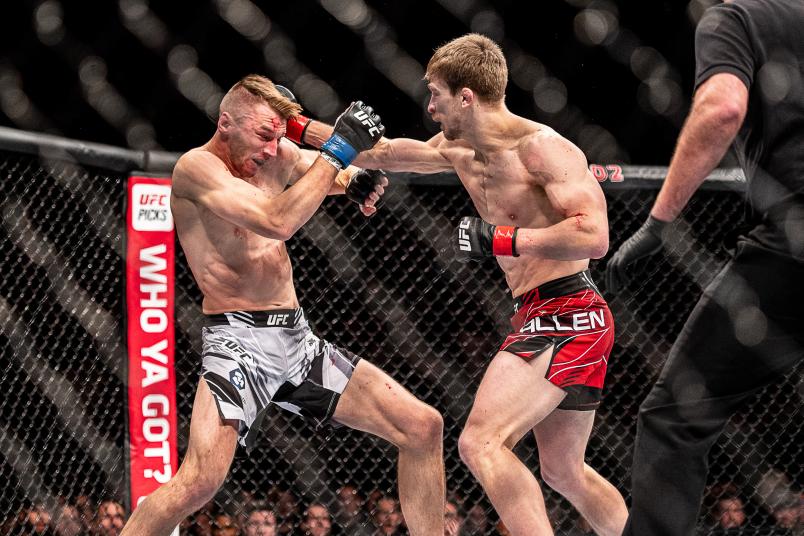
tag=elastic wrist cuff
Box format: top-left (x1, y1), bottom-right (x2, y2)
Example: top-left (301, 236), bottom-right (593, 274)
top-left (321, 134), bottom-right (358, 168)
top-left (492, 226), bottom-right (519, 256)
top-left (319, 152), bottom-right (343, 170)
top-left (286, 115), bottom-right (310, 145)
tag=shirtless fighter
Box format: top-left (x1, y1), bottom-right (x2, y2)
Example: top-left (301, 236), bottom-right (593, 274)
top-left (120, 75), bottom-right (445, 536)
top-left (291, 35), bottom-right (628, 535)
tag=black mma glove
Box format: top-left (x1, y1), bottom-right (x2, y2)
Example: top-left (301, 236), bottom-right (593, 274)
top-left (605, 215), bottom-right (668, 292)
top-left (454, 216), bottom-right (519, 261)
top-left (320, 101), bottom-right (385, 170)
top-left (275, 84), bottom-right (312, 146)
top-left (345, 169), bottom-right (386, 208)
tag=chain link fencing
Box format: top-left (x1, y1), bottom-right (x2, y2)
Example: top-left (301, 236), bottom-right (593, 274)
top-left (0, 139), bottom-right (800, 535)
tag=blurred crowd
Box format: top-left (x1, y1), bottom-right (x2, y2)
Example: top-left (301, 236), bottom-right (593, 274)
top-left (1, 482), bottom-right (799, 536)
top-left (702, 483), bottom-right (803, 536)
top-left (1, 497), bottom-right (125, 536)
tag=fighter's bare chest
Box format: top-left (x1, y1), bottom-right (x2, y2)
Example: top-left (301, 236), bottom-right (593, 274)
top-left (455, 154), bottom-right (543, 223)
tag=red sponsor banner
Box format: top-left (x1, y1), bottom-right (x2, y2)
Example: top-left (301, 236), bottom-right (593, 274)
top-left (126, 176), bottom-right (177, 513)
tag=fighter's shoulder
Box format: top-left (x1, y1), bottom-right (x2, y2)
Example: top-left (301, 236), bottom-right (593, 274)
top-left (517, 125), bottom-right (587, 178)
top-left (517, 123), bottom-right (578, 157)
top-left (174, 147), bottom-right (226, 179)
top-left (172, 148), bottom-right (230, 199)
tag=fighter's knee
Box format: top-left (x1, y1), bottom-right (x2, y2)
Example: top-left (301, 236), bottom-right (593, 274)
top-left (186, 474), bottom-right (224, 510)
top-left (540, 461), bottom-right (584, 496)
top-left (398, 404), bottom-right (443, 450)
top-left (174, 458), bottom-right (227, 510)
top-left (458, 427), bottom-right (493, 470)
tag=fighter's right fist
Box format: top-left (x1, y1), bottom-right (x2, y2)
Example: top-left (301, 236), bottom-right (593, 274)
top-left (320, 101), bottom-right (385, 169)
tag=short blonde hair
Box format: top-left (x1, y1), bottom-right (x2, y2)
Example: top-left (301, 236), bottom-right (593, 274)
top-left (425, 34), bottom-right (507, 102)
top-left (220, 74), bottom-right (302, 120)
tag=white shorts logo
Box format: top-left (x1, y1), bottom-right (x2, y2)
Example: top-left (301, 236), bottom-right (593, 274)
top-left (133, 184), bottom-right (173, 231)
top-left (229, 369), bottom-right (246, 391)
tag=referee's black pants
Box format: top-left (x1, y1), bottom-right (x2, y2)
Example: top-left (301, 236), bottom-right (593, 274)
top-left (623, 241), bottom-right (803, 536)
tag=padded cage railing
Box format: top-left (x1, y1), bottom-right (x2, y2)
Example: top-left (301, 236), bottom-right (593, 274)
top-left (0, 127), bottom-right (800, 535)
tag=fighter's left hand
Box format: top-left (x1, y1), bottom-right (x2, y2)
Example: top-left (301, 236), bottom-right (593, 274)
top-left (345, 168), bottom-right (388, 217)
top-left (453, 216), bottom-right (519, 260)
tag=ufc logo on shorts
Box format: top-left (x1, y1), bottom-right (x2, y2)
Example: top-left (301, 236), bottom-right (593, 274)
top-left (265, 313), bottom-right (289, 326)
top-left (458, 218), bottom-right (472, 251)
top-left (354, 109), bottom-right (381, 137)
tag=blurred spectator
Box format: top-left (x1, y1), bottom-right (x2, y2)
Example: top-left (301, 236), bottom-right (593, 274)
top-left (73, 496), bottom-right (94, 528)
top-left (242, 502), bottom-right (276, 536)
top-left (444, 500), bottom-right (462, 536)
top-left (461, 504), bottom-right (489, 536)
top-left (372, 496), bottom-right (404, 536)
top-left (334, 485), bottom-right (371, 535)
top-left (756, 471), bottom-right (802, 535)
top-left (365, 490), bottom-right (383, 518)
top-left (53, 504), bottom-right (83, 536)
top-left (212, 513), bottom-right (239, 536)
top-left (184, 504), bottom-right (214, 536)
top-left (266, 488), bottom-right (299, 536)
top-left (712, 496), bottom-right (748, 534)
top-left (445, 492), bottom-right (466, 515)
top-left (300, 503), bottom-right (332, 536)
top-left (8, 504), bottom-right (55, 535)
top-left (93, 500), bottom-right (126, 536)
top-left (26, 505), bottom-right (52, 535)
top-left (769, 495), bottom-right (802, 536)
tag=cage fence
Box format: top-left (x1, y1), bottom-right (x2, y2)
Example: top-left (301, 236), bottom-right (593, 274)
top-left (0, 141), bottom-right (800, 536)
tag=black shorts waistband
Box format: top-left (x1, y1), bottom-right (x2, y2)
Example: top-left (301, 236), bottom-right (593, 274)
top-left (205, 308), bottom-right (304, 328)
top-left (513, 270), bottom-right (600, 311)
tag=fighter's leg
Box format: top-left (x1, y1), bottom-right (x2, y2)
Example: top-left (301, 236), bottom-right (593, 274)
top-left (121, 380), bottom-right (238, 536)
top-left (533, 409), bottom-right (627, 536)
top-left (333, 359), bottom-right (444, 536)
top-left (457, 349), bottom-right (566, 536)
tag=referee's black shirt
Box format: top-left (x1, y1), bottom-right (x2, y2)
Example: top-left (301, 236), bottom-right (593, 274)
top-left (695, 0), bottom-right (804, 261)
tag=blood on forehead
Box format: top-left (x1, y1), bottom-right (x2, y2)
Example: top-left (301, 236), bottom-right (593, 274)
top-left (257, 116), bottom-right (287, 138)
top-left (272, 116), bottom-right (287, 137)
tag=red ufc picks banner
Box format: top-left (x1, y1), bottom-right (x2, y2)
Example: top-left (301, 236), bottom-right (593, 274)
top-left (126, 175), bottom-right (178, 515)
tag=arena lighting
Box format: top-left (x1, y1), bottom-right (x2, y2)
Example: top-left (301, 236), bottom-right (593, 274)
top-left (564, 1), bottom-right (688, 124)
top-left (33, 0), bottom-right (160, 149)
top-left (215, 0), bottom-right (345, 119)
top-left (0, 0), bottom-right (800, 531)
top-left (320, 0), bottom-right (428, 102)
top-left (118, 0), bottom-right (170, 50)
top-left (0, 67), bottom-right (54, 132)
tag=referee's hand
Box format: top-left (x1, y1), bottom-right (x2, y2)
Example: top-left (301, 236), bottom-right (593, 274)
top-left (605, 216), bottom-right (668, 292)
